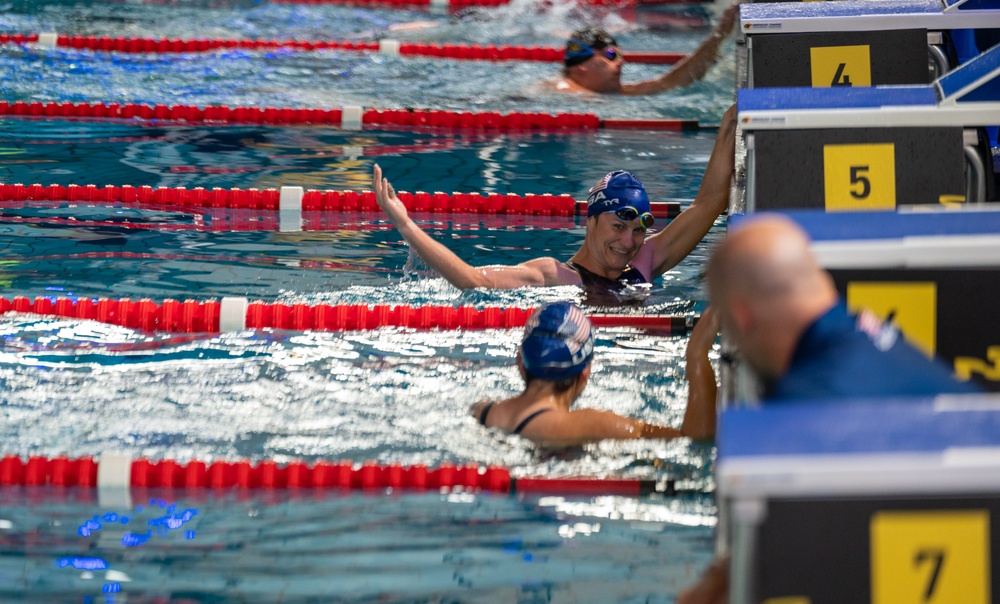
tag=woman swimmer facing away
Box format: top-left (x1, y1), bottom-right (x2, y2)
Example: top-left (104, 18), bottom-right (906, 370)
top-left (471, 301), bottom-right (719, 448)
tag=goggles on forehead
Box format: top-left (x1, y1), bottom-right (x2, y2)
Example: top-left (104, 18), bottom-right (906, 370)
top-left (586, 29), bottom-right (618, 48)
top-left (614, 206), bottom-right (654, 228)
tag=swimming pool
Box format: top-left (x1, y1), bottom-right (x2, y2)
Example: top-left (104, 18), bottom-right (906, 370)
top-left (0, 0), bottom-right (732, 600)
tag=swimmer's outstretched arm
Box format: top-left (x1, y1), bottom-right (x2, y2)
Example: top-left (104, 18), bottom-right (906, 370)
top-left (679, 306), bottom-right (720, 440)
top-left (621, 3), bottom-right (738, 96)
top-left (520, 408), bottom-right (684, 449)
top-left (373, 164), bottom-right (577, 289)
top-left (643, 104), bottom-right (736, 279)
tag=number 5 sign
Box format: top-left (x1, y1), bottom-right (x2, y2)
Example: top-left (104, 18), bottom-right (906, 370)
top-left (823, 143), bottom-right (896, 211)
top-left (871, 509), bottom-right (990, 603)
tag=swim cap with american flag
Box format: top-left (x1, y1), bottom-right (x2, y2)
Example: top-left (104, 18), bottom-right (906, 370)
top-left (586, 170), bottom-right (651, 218)
top-left (521, 302), bottom-right (595, 381)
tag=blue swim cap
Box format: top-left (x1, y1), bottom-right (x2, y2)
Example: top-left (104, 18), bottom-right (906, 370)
top-left (586, 170), bottom-right (651, 219)
top-left (520, 302), bottom-right (595, 381)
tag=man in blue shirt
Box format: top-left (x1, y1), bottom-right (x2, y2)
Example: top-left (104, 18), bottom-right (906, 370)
top-left (677, 214), bottom-right (978, 604)
top-left (704, 214), bottom-right (977, 401)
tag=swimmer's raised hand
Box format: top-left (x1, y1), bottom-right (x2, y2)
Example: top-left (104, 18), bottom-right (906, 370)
top-left (373, 164), bottom-right (409, 224)
top-left (687, 305), bottom-right (721, 361)
top-left (716, 3), bottom-right (740, 39)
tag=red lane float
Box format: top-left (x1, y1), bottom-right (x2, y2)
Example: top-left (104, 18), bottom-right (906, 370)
top-left (0, 183), bottom-right (682, 220)
top-left (4, 33), bottom-right (687, 65)
top-left (0, 101), bottom-right (703, 131)
top-left (0, 454), bottom-right (669, 496)
top-left (0, 296), bottom-right (694, 335)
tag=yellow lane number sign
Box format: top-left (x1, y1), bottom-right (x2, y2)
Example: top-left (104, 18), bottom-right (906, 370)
top-left (823, 143), bottom-right (896, 211)
top-left (871, 509), bottom-right (990, 604)
top-left (810, 44), bottom-right (872, 88)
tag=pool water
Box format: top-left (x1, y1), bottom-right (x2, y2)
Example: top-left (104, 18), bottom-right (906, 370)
top-left (0, 119), bottom-right (724, 308)
top-left (0, 0), bottom-right (735, 600)
top-left (0, 0), bottom-right (737, 121)
top-left (0, 488), bottom-right (716, 603)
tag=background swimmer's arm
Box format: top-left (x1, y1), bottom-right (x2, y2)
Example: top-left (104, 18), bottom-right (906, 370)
top-left (620, 4), bottom-right (738, 96)
top-left (523, 409), bottom-right (682, 448)
top-left (645, 104), bottom-right (736, 278)
top-left (679, 306), bottom-right (720, 441)
top-left (373, 165), bottom-right (576, 289)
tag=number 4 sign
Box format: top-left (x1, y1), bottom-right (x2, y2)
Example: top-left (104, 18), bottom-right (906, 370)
top-left (810, 45), bottom-right (872, 88)
top-left (871, 509), bottom-right (990, 603)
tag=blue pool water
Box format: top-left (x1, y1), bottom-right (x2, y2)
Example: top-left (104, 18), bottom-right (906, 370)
top-left (0, 0), bottom-right (734, 600)
top-left (0, 0), bottom-right (737, 121)
top-left (0, 488), bottom-right (716, 602)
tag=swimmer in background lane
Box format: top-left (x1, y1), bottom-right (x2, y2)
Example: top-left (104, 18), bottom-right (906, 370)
top-left (372, 104), bottom-right (736, 306)
top-left (556, 3), bottom-right (739, 95)
top-left (470, 301), bottom-right (719, 448)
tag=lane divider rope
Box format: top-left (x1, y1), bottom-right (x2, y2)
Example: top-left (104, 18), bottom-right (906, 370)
top-left (0, 454), bottom-right (669, 496)
top-left (0, 183), bottom-right (682, 221)
top-left (0, 101), bottom-right (703, 131)
top-left (0, 296), bottom-right (696, 334)
top-left (9, 32), bottom-right (687, 65)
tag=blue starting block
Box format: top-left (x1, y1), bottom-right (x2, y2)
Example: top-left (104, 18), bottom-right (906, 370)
top-left (736, 44), bottom-right (1000, 212)
top-left (718, 394), bottom-right (1000, 604)
top-left (739, 0), bottom-right (1000, 88)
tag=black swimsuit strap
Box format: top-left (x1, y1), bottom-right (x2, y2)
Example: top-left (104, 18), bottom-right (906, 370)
top-left (565, 261), bottom-right (646, 286)
top-left (513, 408), bottom-right (552, 434)
top-left (477, 401), bottom-right (495, 426)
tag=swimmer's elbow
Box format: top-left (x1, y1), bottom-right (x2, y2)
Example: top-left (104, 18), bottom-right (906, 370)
top-left (450, 271), bottom-right (492, 290)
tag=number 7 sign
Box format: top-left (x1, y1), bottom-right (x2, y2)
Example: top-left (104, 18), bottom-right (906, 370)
top-left (871, 509), bottom-right (990, 603)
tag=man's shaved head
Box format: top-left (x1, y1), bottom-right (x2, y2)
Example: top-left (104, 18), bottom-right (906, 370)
top-left (706, 215), bottom-right (837, 378)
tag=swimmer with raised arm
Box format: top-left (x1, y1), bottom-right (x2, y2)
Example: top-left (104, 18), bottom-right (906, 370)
top-left (557, 4), bottom-right (739, 95)
top-left (470, 301), bottom-right (718, 448)
top-left (373, 105), bottom-right (736, 305)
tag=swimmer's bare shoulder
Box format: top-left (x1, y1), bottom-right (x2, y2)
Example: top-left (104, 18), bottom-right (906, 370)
top-left (550, 77), bottom-right (597, 94)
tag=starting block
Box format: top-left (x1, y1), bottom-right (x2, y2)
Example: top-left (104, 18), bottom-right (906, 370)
top-left (737, 43), bottom-right (1000, 213)
top-left (719, 394), bottom-right (1000, 604)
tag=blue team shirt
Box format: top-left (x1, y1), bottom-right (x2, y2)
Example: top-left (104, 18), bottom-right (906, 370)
top-left (767, 303), bottom-right (980, 402)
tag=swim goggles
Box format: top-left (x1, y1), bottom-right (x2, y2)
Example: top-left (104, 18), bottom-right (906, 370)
top-left (564, 29), bottom-right (619, 66)
top-left (614, 206), bottom-right (654, 228)
top-left (601, 48), bottom-right (619, 61)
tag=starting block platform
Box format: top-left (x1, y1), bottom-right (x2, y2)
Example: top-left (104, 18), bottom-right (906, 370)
top-left (739, 0), bottom-right (1000, 88)
top-left (719, 394), bottom-right (1000, 604)
top-left (742, 0), bottom-right (1000, 36)
top-left (737, 43), bottom-right (1000, 211)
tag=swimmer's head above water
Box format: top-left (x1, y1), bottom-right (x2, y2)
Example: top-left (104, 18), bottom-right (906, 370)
top-left (559, 5), bottom-right (739, 96)
top-left (586, 170), bottom-right (654, 229)
top-left (562, 28), bottom-right (624, 93)
top-left (564, 28), bottom-right (619, 67)
top-left (520, 302), bottom-right (595, 382)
